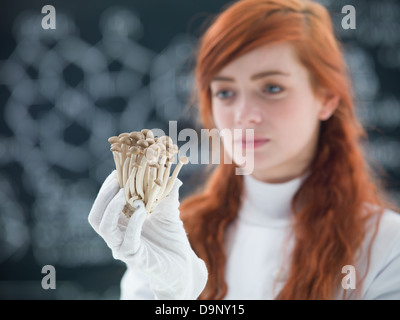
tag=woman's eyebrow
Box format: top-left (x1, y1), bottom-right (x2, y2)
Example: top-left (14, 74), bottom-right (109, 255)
top-left (211, 70), bottom-right (290, 82)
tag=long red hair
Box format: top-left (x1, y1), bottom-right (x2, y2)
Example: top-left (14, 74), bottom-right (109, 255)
top-left (180, 0), bottom-right (397, 299)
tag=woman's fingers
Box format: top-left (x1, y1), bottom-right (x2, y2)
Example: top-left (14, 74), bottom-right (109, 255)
top-left (88, 170), bottom-right (120, 234)
top-left (121, 200), bottom-right (147, 255)
top-left (89, 171), bottom-right (185, 265)
top-left (151, 178), bottom-right (183, 222)
top-left (99, 188), bottom-right (126, 249)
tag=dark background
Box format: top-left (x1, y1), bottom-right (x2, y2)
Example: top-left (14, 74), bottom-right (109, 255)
top-left (0, 0), bottom-right (399, 299)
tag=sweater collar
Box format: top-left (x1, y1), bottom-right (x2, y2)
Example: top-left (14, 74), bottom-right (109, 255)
top-left (240, 172), bottom-right (309, 227)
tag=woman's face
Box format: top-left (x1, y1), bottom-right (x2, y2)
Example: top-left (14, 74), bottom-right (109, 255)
top-left (210, 42), bottom-right (338, 183)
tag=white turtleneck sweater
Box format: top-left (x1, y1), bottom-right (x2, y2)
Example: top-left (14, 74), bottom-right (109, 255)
top-left (120, 174), bottom-right (400, 300)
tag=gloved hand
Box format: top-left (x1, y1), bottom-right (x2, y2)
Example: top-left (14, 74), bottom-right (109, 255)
top-left (88, 170), bottom-right (208, 300)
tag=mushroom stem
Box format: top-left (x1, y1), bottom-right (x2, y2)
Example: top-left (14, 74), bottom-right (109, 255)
top-left (128, 154), bottom-right (135, 178)
top-left (145, 165), bottom-right (159, 213)
top-left (124, 174), bottom-right (132, 203)
top-left (122, 156), bottom-right (130, 187)
top-left (112, 151), bottom-right (123, 188)
top-left (155, 160), bottom-right (172, 206)
top-left (135, 155), bottom-right (147, 200)
top-left (143, 163), bottom-right (150, 203)
top-left (157, 154), bottom-right (167, 181)
top-left (160, 156), bottom-right (188, 201)
top-left (121, 143), bottom-right (127, 166)
top-left (129, 166), bottom-right (137, 198)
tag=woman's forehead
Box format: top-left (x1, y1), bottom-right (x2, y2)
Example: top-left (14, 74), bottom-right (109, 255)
top-left (213, 42), bottom-right (305, 81)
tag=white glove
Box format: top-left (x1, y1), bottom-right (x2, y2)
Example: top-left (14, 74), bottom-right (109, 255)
top-left (88, 170), bottom-right (208, 300)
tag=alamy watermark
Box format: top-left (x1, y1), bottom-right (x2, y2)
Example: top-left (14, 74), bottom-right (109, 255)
top-left (40, 4), bottom-right (356, 31)
top-left (341, 5), bottom-right (356, 30)
top-left (41, 5), bottom-right (56, 30)
top-left (149, 121), bottom-right (255, 175)
top-left (341, 265), bottom-right (356, 290)
top-left (41, 265), bottom-right (56, 289)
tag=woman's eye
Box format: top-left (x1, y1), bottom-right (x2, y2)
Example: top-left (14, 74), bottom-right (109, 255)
top-left (215, 90), bottom-right (234, 100)
top-left (264, 85), bottom-right (283, 94)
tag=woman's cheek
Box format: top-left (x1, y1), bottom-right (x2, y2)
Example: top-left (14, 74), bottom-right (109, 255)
top-left (212, 105), bottom-right (234, 129)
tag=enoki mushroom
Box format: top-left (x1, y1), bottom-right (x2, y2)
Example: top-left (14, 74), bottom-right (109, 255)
top-left (108, 129), bottom-right (188, 218)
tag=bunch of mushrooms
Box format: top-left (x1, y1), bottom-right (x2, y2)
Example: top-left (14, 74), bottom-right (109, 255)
top-left (108, 129), bottom-right (188, 217)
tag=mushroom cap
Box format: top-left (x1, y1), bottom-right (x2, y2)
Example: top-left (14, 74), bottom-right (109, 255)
top-left (158, 135), bottom-right (173, 146)
top-left (110, 144), bottom-right (122, 152)
top-left (137, 139), bottom-right (149, 148)
top-left (157, 143), bottom-right (166, 151)
top-left (148, 143), bottom-right (161, 153)
top-left (146, 138), bottom-right (155, 145)
top-left (145, 148), bottom-right (157, 161)
top-left (119, 132), bottom-right (129, 138)
top-left (108, 136), bottom-right (119, 144)
top-left (146, 130), bottom-right (154, 139)
top-left (130, 132), bottom-right (144, 141)
top-left (129, 146), bottom-right (141, 155)
top-left (179, 156), bottom-right (189, 164)
top-left (166, 144), bottom-right (178, 155)
top-left (120, 136), bottom-right (132, 145)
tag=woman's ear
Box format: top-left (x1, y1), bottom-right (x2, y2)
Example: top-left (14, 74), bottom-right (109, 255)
top-left (317, 89), bottom-right (340, 121)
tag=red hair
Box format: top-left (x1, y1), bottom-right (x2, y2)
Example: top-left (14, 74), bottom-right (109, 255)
top-left (180, 0), bottom-right (398, 299)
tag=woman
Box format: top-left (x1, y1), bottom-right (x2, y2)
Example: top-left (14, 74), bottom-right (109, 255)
top-left (88, 0), bottom-right (400, 299)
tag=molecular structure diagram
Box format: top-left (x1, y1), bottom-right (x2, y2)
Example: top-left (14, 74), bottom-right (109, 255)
top-left (0, 6), bottom-right (198, 266)
top-left (0, 1), bottom-right (399, 268)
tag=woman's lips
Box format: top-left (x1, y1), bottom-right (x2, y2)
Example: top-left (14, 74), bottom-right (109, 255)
top-left (236, 138), bottom-right (270, 149)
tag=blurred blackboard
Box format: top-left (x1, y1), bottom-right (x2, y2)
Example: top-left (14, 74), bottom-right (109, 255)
top-left (0, 0), bottom-right (399, 299)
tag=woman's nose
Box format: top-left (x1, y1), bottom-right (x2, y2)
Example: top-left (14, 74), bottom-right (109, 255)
top-left (234, 98), bottom-right (262, 126)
